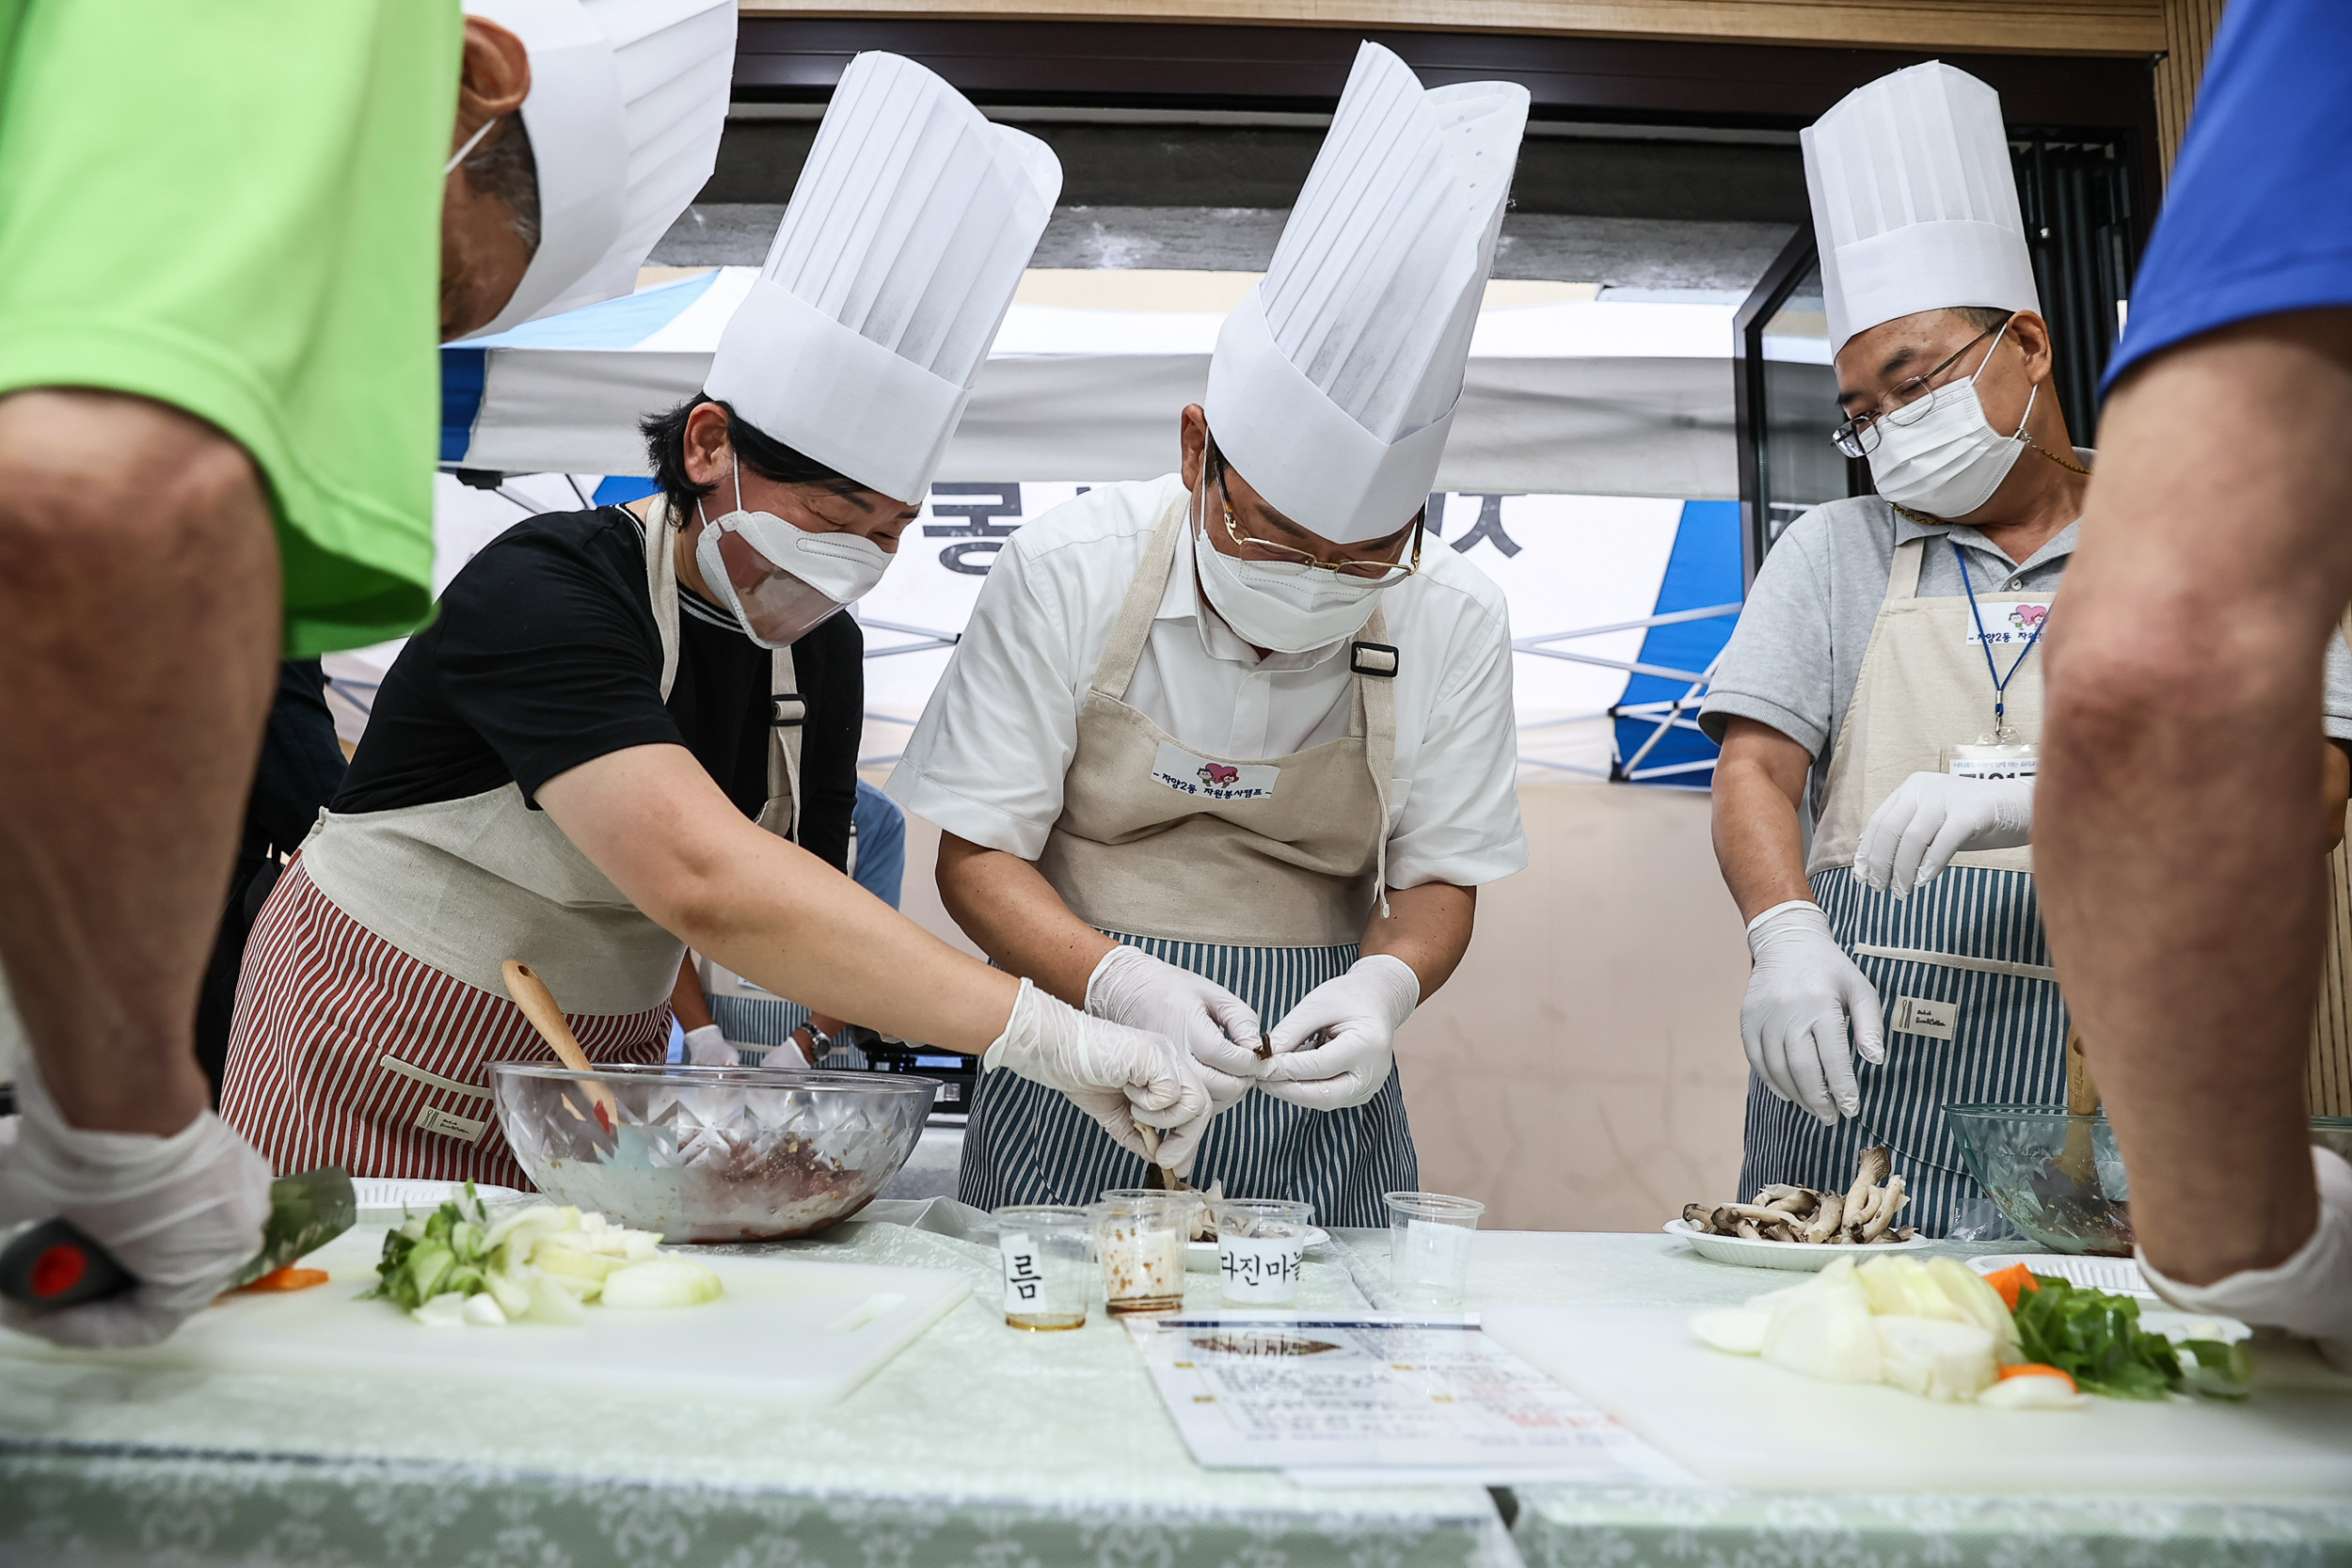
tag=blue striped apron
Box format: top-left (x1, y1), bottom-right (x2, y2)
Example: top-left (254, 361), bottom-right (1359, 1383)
top-left (1740, 533), bottom-right (2069, 1236)
top-left (958, 493), bottom-right (1419, 1228)
top-left (958, 935), bottom-right (1416, 1227)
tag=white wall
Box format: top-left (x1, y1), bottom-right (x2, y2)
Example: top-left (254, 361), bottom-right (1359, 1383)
top-left (893, 780), bottom-right (1754, 1232)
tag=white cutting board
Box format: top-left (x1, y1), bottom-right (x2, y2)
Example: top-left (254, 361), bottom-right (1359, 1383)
top-left (1483, 1306), bottom-right (2352, 1498)
top-left (0, 1229), bottom-right (971, 1407)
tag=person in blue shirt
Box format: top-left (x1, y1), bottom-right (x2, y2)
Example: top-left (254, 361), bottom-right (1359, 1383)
top-left (2037, 0), bottom-right (2352, 1368)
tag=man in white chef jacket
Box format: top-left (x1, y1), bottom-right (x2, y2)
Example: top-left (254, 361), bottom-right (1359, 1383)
top-left (1700, 61), bottom-right (2352, 1236)
top-left (889, 43), bottom-right (1532, 1225)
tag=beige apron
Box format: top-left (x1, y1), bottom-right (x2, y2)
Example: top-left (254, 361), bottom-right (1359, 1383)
top-left (1035, 495), bottom-right (1397, 948)
top-left (1748, 530), bottom-right (2066, 1236)
top-left (960, 495), bottom-right (1419, 1226)
top-left (1810, 536), bottom-right (2042, 877)
top-left (297, 503), bottom-right (803, 1015)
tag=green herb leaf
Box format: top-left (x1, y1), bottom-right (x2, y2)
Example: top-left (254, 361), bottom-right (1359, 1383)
top-left (2010, 1274), bottom-right (2182, 1401)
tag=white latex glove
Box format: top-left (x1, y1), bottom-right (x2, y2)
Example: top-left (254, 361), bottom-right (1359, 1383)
top-left (1259, 955), bottom-right (1421, 1111)
top-left (2137, 1146), bottom-right (2352, 1373)
top-left (1086, 944), bottom-right (1264, 1113)
top-left (681, 1024), bottom-right (737, 1066)
top-left (1856, 772), bottom-right (2034, 897)
top-left (0, 1054), bottom-right (272, 1348)
top-left (1741, 900), bottom-right (1883, 1126)
top-left (982, 977), bottom-right (1214, 1173)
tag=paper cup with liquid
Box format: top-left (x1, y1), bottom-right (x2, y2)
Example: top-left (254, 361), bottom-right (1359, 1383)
top-left (1214, 1198), bottom-right (1311, 1306)
top-left (993, 1204), bottom-right (1092, 1331)
top-left (1384, 1190), bottom-right (1483, 1309)
top-left (1089, 1194), bottom-right (1192, 1314)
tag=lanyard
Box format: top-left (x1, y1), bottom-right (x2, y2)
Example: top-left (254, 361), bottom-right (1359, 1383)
top-left (1952, 539), bottom-right (2042, 731)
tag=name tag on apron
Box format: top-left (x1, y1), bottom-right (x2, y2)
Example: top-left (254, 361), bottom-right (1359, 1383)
top-left (415, 1104), bottom-right (490, 1143)
top-left (1963, 601), bottom-right (2052, 647)
top-left (1893, 995), bottom-right (1960, 1041)
top-left (1944, 743), bottom-right (2038, 781)
top-left (1150, 742), bottom-right (1279, 802)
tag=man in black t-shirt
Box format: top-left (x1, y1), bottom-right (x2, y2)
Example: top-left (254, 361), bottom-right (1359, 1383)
top-left (336, 505), bottom-right (864, 877)
top-left (218, 393), bottom-right (1213, 1193)
top-left (215, 55), bottom-right (1214, 1197)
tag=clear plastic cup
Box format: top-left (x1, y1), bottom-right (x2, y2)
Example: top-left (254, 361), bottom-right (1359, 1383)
top-left (1089, 1194), bottom-right (1193, 1314)
top-left (1099, 1185), bottom-right (1206, 1241)
top-left (1213, 1197), bottom-right (1312, 1306)
top-left (993, 1204), bottom-right (1093, 1331)
top-left (1384, 1190), bottom-right (1484, 1309)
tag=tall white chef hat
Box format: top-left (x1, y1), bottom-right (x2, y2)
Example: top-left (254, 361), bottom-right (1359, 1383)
top-left (461, 0), bottom-right (737, 339)
top-left (702, 53), bottom-right (1061, 504)
top-left (1203, 43), bottom-right (1526, 546)
top-left (1803, 61), bottom-right (2040, 356)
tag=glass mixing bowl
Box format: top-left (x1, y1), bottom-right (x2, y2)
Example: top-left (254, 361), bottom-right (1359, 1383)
top-left (490, 1063), bottom-right (938, 1243)
top-left (1948, 1104), bottom-right (2352, 1257)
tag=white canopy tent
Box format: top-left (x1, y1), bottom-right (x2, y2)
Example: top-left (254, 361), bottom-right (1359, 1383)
top-left (441, 267), bottom-right (1833, 501)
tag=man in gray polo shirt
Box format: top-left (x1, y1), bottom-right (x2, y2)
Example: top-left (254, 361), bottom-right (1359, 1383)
top-left (1698, 62), bottom-right (2349, 1236)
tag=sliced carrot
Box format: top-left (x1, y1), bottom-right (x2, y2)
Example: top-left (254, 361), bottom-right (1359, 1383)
top-left (232, 1265), bottom-right (330, 1292)
top-left (1983, 1263), bottom-right (2042, 1312)
top-left (1998, 1362), bottom-right (2077, 1393)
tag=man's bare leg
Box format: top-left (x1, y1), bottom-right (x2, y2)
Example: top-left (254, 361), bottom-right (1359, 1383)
top-left (2038, 310), bottom-right (2352, 1283)
top-left (0, 389), bottom-right (279, 1135)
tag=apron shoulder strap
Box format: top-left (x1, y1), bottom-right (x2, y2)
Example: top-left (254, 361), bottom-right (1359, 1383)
top-left (1352, 603), bottom-right (1399, 918)
top-left (1883, 531), bottom-right (1929, 608)
top-left (1089, 493), bottom-right (1188, 705)
top-left (763, 645), bottom-right (803, 844)
top-left (643, 502), bottom-right (684, 702)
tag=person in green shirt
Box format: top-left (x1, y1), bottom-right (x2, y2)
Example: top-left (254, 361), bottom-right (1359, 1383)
top-left (0, 0), bottom-right (732, 1347)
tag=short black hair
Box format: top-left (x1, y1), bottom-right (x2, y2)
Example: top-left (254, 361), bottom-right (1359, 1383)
top-left (459, 113), bottom-right (541, 251)
top-left (1947, 305), bottom-right (2018, 336)
top-left (638, 394), bottom-right (863, 524)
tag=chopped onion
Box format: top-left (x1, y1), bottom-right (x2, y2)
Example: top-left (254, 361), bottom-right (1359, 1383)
top-left (525, 1273), bottom-right (589, 1325)
top-left (1927, 1257), bottom-right (2024, 1361)
top-left (410, 1291), bottom-right (469, 1329)
top-left (1690, 1307), bottom-right (1771, 1355)
top-left (1762, 1258), bottom-right (1882, 1384)
top-left (1873, 1314), bottom-right (1997, 1402)
top-left (462, 1292), bottom-right (508, 1327)
top-left (599, 1258), bottom-right (724, 1309)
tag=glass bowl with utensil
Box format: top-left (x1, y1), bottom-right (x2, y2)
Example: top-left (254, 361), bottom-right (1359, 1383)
top-left (491, 1063), bottom-right (937, 1243)
top-left (1948, 1104), bottom-right (2352, 1257)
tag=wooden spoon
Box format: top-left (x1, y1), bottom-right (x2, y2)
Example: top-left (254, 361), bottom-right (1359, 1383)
top-left (501, 959), bottom-right (621, 1134)
top-left (2051, 1022), bottom-right (2104, 1190)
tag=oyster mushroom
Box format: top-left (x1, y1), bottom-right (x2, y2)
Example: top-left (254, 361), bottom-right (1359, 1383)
top-left (1846, 1147), bottom-right (1891, 1219)
top-left (1860, 1175), bottom-right (1906, 1242)
top-left (1801, 1190), bottom-right (1845, 1244)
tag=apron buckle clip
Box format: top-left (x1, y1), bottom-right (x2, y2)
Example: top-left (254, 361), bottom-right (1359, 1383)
top-left (1349, 641), bottom-right (1399, 678)
top-left (771, 693), bottom-right (807, 727)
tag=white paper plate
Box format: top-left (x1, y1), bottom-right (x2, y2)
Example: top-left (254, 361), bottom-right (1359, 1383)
top-left (1967, 1252), bottom-right (2155, 1297)
top-left (353, 1179), bottom-right (525, 1224)
top-left (1663, 1217), bottom-right (1934, 1271)
top-left (1184, 1227), bottom-right (1330, 1271)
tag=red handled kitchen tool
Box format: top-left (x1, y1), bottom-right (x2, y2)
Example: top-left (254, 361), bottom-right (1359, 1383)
top-left (0, 1166), bottom-right (356, 1311)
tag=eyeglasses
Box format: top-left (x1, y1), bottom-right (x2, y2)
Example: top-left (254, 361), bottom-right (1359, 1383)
top-left (1216, 480), bottom-right (1422, 584)
top-left (1829, 320), bottom-right (2008, 458)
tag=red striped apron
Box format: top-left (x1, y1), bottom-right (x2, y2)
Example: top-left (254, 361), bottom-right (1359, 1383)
top-left (218, 858), bottom-right (668, 1187)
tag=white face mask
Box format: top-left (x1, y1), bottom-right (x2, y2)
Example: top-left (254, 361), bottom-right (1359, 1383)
top-left (1866, 317), bottom-right (2040, 519)
top-left (1189, 482), bottom-right (1398, 655)
top-left (692, 466), bottom-right (894, 649)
